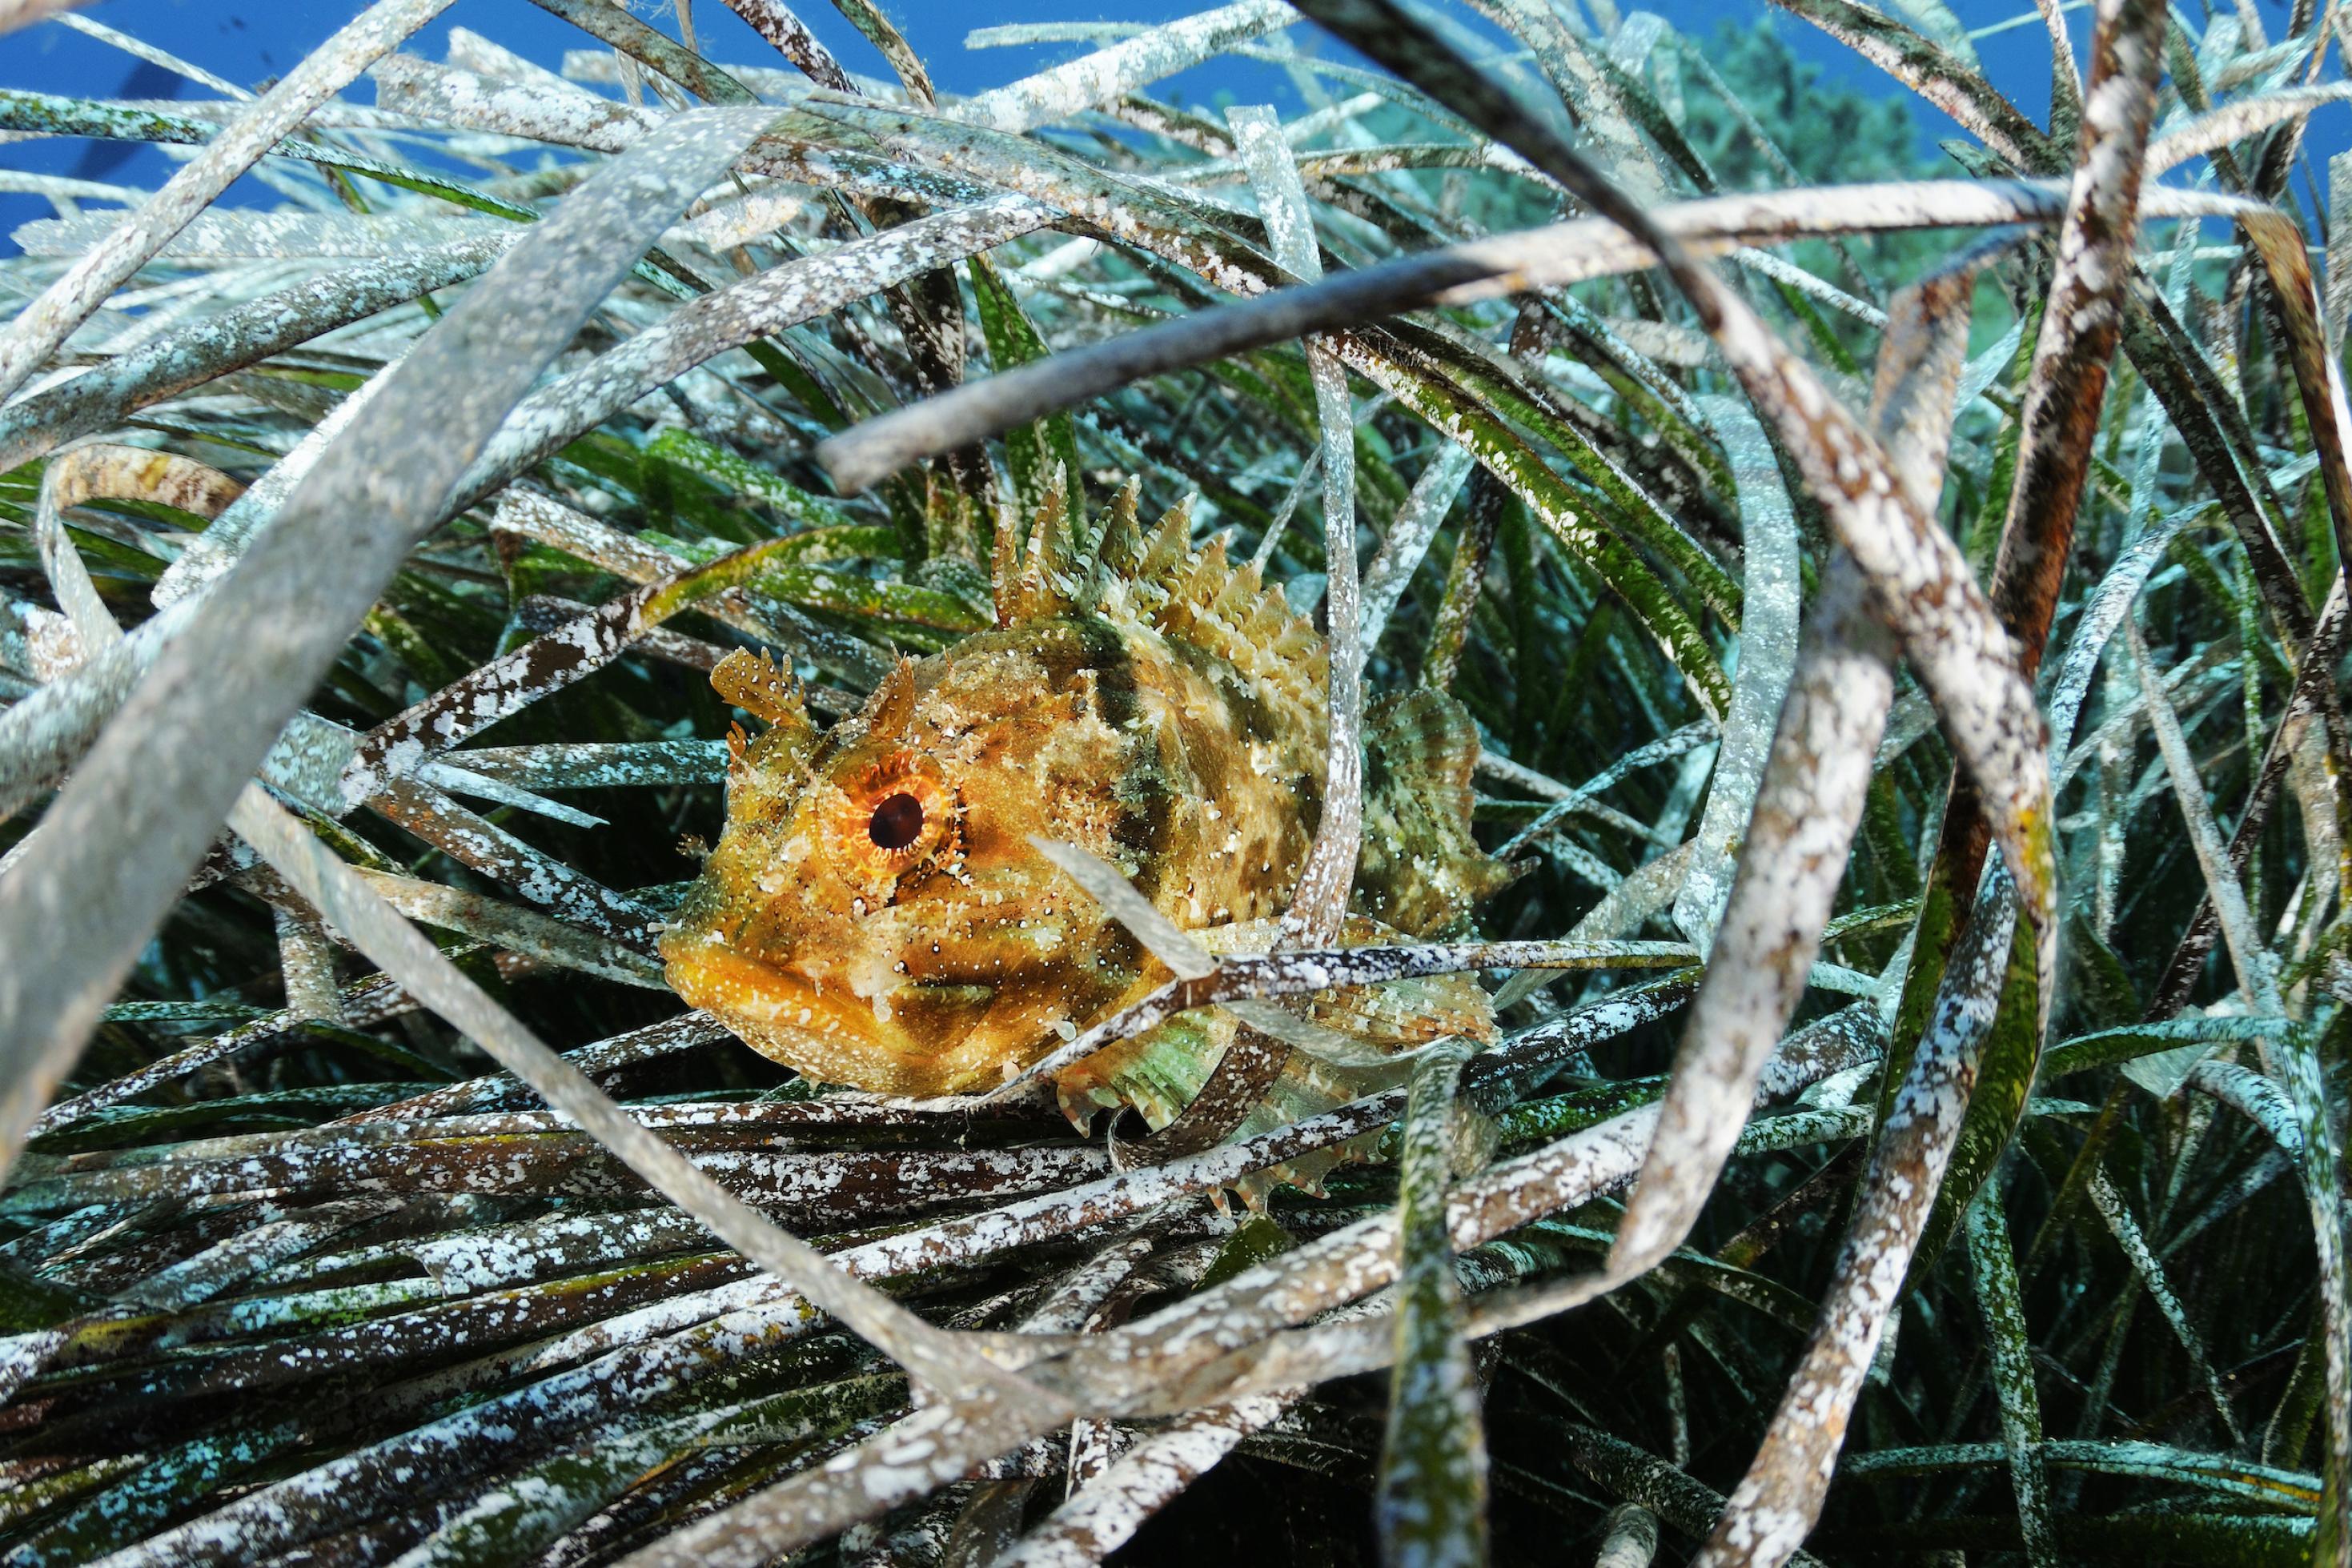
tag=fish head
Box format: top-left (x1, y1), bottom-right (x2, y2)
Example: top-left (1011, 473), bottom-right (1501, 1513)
top-left (661, 631), bottom-right (1160, 1096)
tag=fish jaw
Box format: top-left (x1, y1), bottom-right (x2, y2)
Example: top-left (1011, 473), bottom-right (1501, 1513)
top-left (661, 924), bottom-right (1095, 1097)
top-left (660, 929), bottom-right (955, 1096)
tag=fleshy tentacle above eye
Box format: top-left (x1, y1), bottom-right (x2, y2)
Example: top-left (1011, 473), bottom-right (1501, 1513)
top-left (709, 647), bottom-right (816, 812)
top-left (710, 646), bottom-right (809, 729)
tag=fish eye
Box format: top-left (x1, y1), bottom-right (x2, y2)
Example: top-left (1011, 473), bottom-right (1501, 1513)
top-left (869, 792), bottom-right (925, 851)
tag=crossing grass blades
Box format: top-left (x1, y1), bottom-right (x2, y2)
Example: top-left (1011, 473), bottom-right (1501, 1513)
top-left (0, 0), bottom-right (2348, 1561)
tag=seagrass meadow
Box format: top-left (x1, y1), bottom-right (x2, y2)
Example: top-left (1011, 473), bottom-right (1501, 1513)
top-left (0, 0), bottom-right (2349, 1561)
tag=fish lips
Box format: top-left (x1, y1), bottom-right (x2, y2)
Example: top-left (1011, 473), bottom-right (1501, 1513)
top-left (658, 925), bottom-right (994, 1097)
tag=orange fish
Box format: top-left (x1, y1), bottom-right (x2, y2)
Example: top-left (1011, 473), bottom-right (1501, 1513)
top-left (660, 481), bottom-right (1513, 1148)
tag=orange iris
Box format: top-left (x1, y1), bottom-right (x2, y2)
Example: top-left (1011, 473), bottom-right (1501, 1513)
top-left (821, 750), bottom-right (961, 893)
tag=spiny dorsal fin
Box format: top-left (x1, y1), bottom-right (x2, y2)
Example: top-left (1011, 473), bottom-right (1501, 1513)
top-left (997, 463), bottom-right (1101, 624)
top-left (1149, 531), bottom-right (1237, 650)
top-left (1144, 535), bottom-right (1324, 712)
top-left (1094, 491), bottom-right (1185, 624)
top-left (1209, 553), bottom-right (1266, 619)
top-left (1129, 495), bottom-right (1195, 593)
top-left (1068, 500), bottom-right (1324, 734)
top-left (1090, 477), bottom-right (1142, 584)
top-left (990, 479), bottom-right (1023, 628)
top-left (1355, 689), bottom-right (1518, 936)
top-left (992, 482), bottom-right (1324, 731)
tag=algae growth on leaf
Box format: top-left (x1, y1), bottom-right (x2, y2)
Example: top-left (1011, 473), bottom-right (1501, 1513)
top-left (0, 0), bottom-right (2345, 1563)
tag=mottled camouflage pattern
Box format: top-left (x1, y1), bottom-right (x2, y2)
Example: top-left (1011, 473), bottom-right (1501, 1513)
top-left (662, 481), bottom-right (1511, 1127)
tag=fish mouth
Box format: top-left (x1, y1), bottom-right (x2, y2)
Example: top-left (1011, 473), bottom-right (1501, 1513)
top-left (660, 928), bottom-right (1003, 1097)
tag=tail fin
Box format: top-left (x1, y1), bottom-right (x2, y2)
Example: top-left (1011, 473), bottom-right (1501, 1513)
top-left (1355, 688), bottom-right (1519, 936)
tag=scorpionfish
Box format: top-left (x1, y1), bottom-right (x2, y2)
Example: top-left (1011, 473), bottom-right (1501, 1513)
top-left (660, 481), bottom-right (1515, 1150)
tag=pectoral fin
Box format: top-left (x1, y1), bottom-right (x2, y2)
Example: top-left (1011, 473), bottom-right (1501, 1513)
top-left (1355, 688), bottom-right (1520, 934)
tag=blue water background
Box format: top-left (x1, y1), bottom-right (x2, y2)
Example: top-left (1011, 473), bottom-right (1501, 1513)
top-left (0, 0), bottom-right (2335, 259)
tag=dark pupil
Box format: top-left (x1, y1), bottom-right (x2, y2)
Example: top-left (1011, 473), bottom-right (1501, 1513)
top-left (869, 792), bottom-right (925, 851)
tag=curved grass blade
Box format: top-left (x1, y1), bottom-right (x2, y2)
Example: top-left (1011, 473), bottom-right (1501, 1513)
top-left (2131, 617), bottom-right (2351, 1551)
top-left (1670, 394), bottom-right (1800, 952)
top-left (1691, 869), bottom-right (2017, 1567)
top-left (1966, 1170), bottom-right (2057, 1566)
top-left (1600, 255), bottom-right (1978, 1305)
top-left (0, 0), bottom-right (461, 405)
top-left (0, 106), bottom-right (786, 1181)
top-left (229, 784), bottom-right (1054, 1402)
top-left (1375, 1039), bottom-right (1488, 1568)
top-left (1235, 101), bottom-right (1363, 945)
top-left (993, 1396), bottom-right (1293, 1566)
